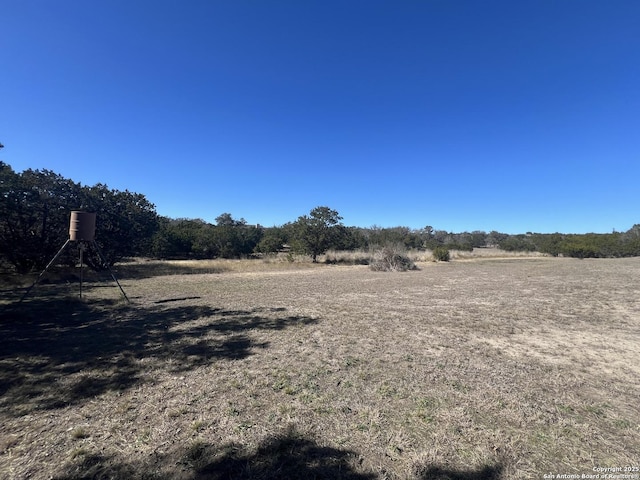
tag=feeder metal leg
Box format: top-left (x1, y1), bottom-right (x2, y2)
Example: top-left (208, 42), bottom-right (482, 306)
top-left (91, 241), bottom-right (130, 303)
top-left (20, 239), bottom-right (72, 302)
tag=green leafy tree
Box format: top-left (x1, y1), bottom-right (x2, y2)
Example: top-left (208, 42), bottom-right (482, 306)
top-left (486, 231), bottom-right (509, 247)
top-left (622, 225), bottom-right (640, 256)
top-left (211, 213), bottom-right (262, 258)
top-left (152, 215), bottom-right (263, 260)
top-left (559, 237), bottom-right (598, 259)
top-left (335, 226), bottom-right (368, 250)
top-left (0, 164), bottom-right (82, 272)
top-left (80, 184), bottom-right (159, 268)
top-left (366, 226), bottom-right (422, 249)
top-left (152, 218), bottom-right (208, 258)
top-left (498, 235), bottom-right (536, 252)
top-left (212, 213), bottom-right (244, 258)
top-left (470, 231), bottom-right (487, 248)
top-left (255, 226), bottom-right (287, 254)
top-left (0, 162), bottom-right (159, 272)
top-left (290, 206), bottom-right (344, 262)
top-left (532, 233), bottom-right (564, 257)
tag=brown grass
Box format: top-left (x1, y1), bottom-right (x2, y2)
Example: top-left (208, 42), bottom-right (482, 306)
top-left (320, 247), bottom-right (548, 265)
top-left (1, 255), bottom-right (638, 479)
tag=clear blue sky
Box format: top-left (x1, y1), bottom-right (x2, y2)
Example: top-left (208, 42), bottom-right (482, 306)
top-left (2, 1), bottom-right (638, 234)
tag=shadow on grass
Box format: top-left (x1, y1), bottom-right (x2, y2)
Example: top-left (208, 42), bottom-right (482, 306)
top-left (112, 261), bottom-right (230, 280)
top-left (187, 429), bottom-right (374, 480)
top-left (416, 464), bottom-right (503, 480)
top-left (0, 260), bottom-right (228, 292)
top-left (0, 295), bottom-right (317, 416)
top-left (55, 427), bottom-right (375, 480)
top-left (53, 426), bottom-right (504, 479)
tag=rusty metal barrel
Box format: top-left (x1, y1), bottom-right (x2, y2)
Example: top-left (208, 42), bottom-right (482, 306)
top-left (69, 211), bottom-right (96, 241)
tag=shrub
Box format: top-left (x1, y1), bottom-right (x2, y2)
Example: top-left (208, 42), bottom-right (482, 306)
top-left (431, 246), bottom-right (450, 262)
top-left (369, 245), bottom-right (417, 272)
top-left (499, 235), bottom-right (536, 252)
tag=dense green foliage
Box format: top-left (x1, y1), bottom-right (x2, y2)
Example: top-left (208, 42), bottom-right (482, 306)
top-left (498, 230), bottom-right (640, 258)
top-left (287, 206), bottom-right (346, 262)
top-left (151, 214), bottom-right (263, 260)
top-left (254, 226), bottom-right (288, 254)
top-left (81, 184), bottom-right (159, 269)
top-left (1, 161), bottom-right (639, 273)
top-left (0, 162), bottom-right (158, 272)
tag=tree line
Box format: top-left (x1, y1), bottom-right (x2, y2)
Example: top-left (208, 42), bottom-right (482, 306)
top-left (498, 230), bottom-right (640, 258)
top-left (0, 162), bottom-right (157, 273)
top-left (1, 162), bottom-right (639, 273)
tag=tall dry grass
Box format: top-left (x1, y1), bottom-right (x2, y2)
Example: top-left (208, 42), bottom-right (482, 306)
top-left (321, 247), bottom-right (546, 265)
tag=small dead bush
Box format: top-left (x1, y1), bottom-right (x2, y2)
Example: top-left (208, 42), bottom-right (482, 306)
top-left (369, 246), bottom-right (418, 272)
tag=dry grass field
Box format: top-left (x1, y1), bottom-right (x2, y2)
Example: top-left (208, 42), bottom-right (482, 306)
top-left (1, 255), bottom-right (639, 479)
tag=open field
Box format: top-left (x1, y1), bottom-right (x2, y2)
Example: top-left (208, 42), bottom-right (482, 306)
top-left (1, 256), bottom-right (639, 479)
